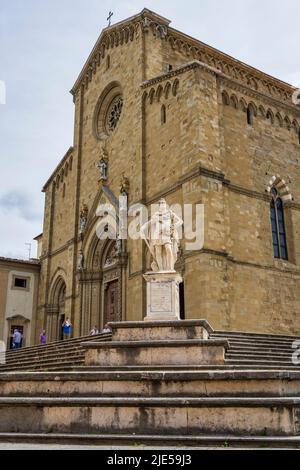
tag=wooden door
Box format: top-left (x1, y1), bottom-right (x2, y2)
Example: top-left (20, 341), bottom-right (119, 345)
top-left (104, 280), bottom-right (119, 324)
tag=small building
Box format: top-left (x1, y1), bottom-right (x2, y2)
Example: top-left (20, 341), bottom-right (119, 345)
top-left (0, 257), bottom-right (40, 349)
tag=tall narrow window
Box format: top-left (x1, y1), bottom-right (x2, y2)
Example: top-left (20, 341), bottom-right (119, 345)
top-left (247, 105), bottom-right (254, 126)
top-left (161, 104), bottom-right (166, 124)
top-left (270, 187), bottom-right (288, 260)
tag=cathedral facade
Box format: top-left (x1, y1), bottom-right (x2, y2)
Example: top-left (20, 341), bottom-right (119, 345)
top-left (36, 9), bottom-right (300, 343)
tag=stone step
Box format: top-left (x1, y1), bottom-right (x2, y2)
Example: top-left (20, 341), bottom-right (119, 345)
top-left (1, 370), bottom-right (300, 397)
top-left (213, 338), bottom-right (299, 348)
top-left (228, 345), bottom-right (294, 353)
top-left (227, 352), bottom-right (293, 360)
top-left (0, 396), bottom-right (299, 436)
top-left (0, 358), bottom-right (84, 372)
top-left (212, 331), bottom-right (300, 341)
top-left (84, 339), bottom-right (228, 367)
top-left (212, 334), bottom-right (298, 343)
top-left (0, 334), bottom-right (111, 360)
top-left (68, 363), bottom-right (300, 372)
top-left (4, 348), bottom-right (85, 364)
top-left (3, 349), bottom-right (85, 365)
top-left (109, 320), bottom-right (211, 342)
top-left (210, 335), bottom-right (298, 348)
top-left (226, 358), bottom-right (298, 367)
top-left (0, 354), bottom-right (85, 371)
top-left (226, 353), bottom-right (294, 361)
top-left (0, 433), bottom-right (299, 448)
top-left (0, 335), bottom-right (112, 372)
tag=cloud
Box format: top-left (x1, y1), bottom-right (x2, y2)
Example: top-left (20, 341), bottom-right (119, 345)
top-left (0, 191), bottom-right (42, 222)
top-left (0, 209), bottom-right (41, 260)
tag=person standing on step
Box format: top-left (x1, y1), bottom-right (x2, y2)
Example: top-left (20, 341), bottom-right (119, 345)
top-left (13, 329), bottom-right (22, 350)
top-left (40, 330), bottom-right (47, 345)
top-left (89, 326), bottom-right (99, 336)
top-left (62, 318), bottom-right (72, 340)
top-left (102, 323), bottom-right (112, 334)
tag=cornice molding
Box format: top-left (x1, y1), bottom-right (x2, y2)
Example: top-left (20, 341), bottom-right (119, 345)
top-left (227, 183), bottom-right (271, 202)
top-left (141, 61), bottom-right (300, 120)
top-left (40, 238), bottom-right (75, 261)
top-left (42, 146), bottom-right (74, 193)
top-left (141, 60), bottom-right (218, 89)
top-left (166, 26), bottom-right (298, 109)
top-left (145, 164), bottom-right (228, 204)
top-left (219, 76), bottom-right (300, 118)
top-left (69, 9), bottom-right (299, 110)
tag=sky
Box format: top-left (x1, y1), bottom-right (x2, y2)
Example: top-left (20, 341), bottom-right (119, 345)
top-left (0, 0), bottom-right (299, 260)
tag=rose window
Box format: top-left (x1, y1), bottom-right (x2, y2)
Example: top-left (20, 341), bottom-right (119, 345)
top-left (105, 96), bottom-right (123, 133)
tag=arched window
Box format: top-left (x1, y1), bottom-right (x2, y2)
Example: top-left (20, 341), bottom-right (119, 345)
top-left (270, 187), bottom-right (288, 260)
top-left (247, 105), bottom-right (254, 126)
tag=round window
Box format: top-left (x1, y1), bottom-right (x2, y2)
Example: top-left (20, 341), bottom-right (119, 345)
top-left (105, 95), bottom-right (123, 134)
top-left (94, 83), bottom-right (123, 140)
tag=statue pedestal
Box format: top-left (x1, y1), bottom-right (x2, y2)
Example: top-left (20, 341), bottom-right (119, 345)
top-left (143, 271), bottom-right (182, 322)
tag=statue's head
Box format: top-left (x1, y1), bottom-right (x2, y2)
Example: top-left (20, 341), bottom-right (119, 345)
top-left (158, 198), bottom-right (167, 212)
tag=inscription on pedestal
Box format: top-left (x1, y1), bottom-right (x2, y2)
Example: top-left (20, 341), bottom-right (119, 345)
top-left (150, 282), bottom-right (172, 313)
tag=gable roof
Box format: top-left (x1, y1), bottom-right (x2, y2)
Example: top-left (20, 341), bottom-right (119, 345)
top-left (70, 9), bottom-right (170, 96)
top-left (69, 8), bottom-right (298, 109)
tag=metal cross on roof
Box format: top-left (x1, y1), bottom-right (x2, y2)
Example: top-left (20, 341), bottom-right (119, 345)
top-left (107, 11), bottom-right (113, 27)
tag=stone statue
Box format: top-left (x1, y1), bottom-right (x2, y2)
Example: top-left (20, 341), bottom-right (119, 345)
top-left (78, 250), bottom-right (84, 271)
top-left (141, 198), bottom-right (183, 272)
top-left (115, 237), bottom-right (122, 255)
top-left (79, 204), bottom-right (89, 234)
top-left (96, 159), bottom-right (108, 181)
top-left (120, 173), bottom-right (130, 196)
top-left (96, 146), bottom-right (109, 181)
top-left (156, 24), bottom-right (167, 39)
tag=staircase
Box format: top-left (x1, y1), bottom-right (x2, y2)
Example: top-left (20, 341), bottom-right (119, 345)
top-left (0, 322), bottom-right (300, 448)
top-left (0, 333), bottom-right (112, 372)
top-left (211, 330), bottom-right (300, 369)
top-left (1, 328), bottom-right (299, 373)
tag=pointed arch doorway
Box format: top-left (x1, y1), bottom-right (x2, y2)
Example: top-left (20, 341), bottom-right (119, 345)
top-left (48, 276), bottom-right (67, 342)
top-left (80, 238), bottom-right (126, 336)
top-left (102, 242), bottom-right (122, 325)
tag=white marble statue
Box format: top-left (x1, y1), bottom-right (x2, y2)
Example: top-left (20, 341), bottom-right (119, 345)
top-left (96, 159), bottom-right (108, 181)
top-left (141, 199), bottom-right (183, 272)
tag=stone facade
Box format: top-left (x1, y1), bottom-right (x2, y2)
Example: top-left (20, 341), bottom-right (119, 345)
top-left (0, 258), bottom-right (40, 348)
top-left (36, 9), bottom-right (300, 341)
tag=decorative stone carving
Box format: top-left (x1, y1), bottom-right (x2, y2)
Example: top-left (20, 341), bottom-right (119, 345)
top-left (103, 268), bottom-right (121, 284)
top-left (79, 204), bottom-right (89, 234)
top-left (106, 95), bottom-right (123, 133)
top-left (156, 24), bottom-right (167, 39)
top-left (143, 17), bottom-right (152, 29)
top-left (104, 242), bottom-right (120, 268)
top-left (120, 173), bottom-right (130, 196)
top-left (141, 198), bottom-right (183, 272)
top-left (93, 252), bottom-right (100, 268)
